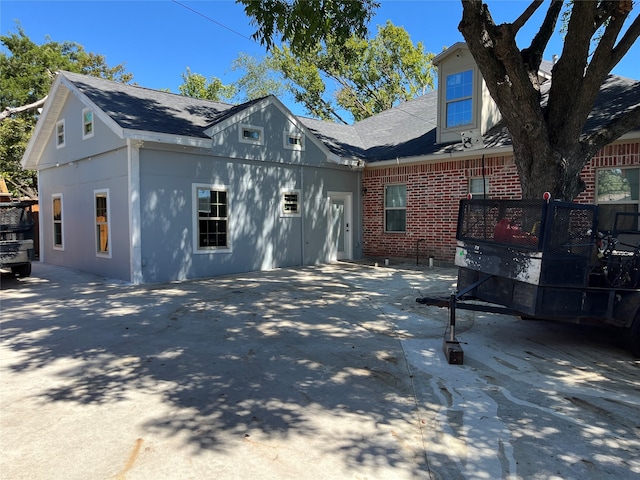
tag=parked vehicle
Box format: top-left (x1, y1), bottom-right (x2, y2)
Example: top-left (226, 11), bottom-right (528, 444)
top-left (0, 201), bottom-right (36, 277)
top-left (417, 198), bottom-right (640, 363)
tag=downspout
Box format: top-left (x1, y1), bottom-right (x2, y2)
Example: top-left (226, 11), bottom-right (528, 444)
top-left (127, 139), bottom-right (142, 284)
top-left (300, 164), bottom-right (305, 265)
top-left (37, 170), bottom-right (44, 262)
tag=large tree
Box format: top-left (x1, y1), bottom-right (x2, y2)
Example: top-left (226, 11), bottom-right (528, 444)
top-left (241, 0), bottom-right (640, 201)
top-left (0, 26), bottom-right (132, 198)
top-left (459, 0), bottom-right (640, 200)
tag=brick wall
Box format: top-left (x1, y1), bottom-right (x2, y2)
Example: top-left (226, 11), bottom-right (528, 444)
top-left (362, 142), bottom-right (640, 264)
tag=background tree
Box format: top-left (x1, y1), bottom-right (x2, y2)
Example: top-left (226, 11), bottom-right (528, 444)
top-left (0, 26), bottom-right (133, 198)
top-left (458, 0), bottom-right (640, 200)
top-left (244, 21), bottom-right (435, 123)
top-left (239, 0), bottom-right (379, 54)
top-left (228, 52), bottom-right (286, 102)
top-left (178, 67), bottom-right (236, 101)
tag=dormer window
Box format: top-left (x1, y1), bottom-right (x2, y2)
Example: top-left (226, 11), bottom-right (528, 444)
top-left (239, 124), bottom-right (263, 145)
top-left (446, 69), bottom-right (473, 128)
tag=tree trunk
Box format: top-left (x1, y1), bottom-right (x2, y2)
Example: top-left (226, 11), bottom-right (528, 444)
top-left (458, 0), bottom-right (640, 201)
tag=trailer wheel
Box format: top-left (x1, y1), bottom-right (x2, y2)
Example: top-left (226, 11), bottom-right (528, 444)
top-left (627, 309), bottom-right (640, 358)
top-left (11, 263), bottom-right (31, 278)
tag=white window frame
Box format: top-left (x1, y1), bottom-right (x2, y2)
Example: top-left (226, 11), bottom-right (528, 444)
top-left (445, 69), bottom-right (474, 129)
top-left (239, 124), bottom-right (264, 145)
top-left (595, 166), bottom-right (640, 231)
top-left (192, 183), bottom-right (232, 254)
top-left (384, 184), bottom-right (407, 233)
top-left (469, 177), bottom-right (490, 199)
top-left (52, 193), bottom-right (64, 250)
top-left (82, 108), bottom-right (94, 139)
top-left (283, 131), bottom-right (304, 151)
top-left (94, 189), bottom-right (112, 258)
top-left (281, 189), bottom-right (301, 217)
top-left (56, 119), bottom-right (65, 148)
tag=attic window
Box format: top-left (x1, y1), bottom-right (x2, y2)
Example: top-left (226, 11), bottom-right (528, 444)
top-left (239, 124), bottom-right (264, 145)
top-left (56, 120), bottom-right (65, 148)
top-left (284, 131), bottom-right (304, 150)
top-left (446, 69), bottom-right (473, 128)
top-left (82, 108), bottom-right (94, 139)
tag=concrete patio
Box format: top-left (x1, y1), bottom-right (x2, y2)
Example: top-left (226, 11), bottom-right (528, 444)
top-left (1, 261), bottom-right (638, 479)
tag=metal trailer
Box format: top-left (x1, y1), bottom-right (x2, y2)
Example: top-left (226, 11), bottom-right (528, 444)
top-left (0, 201), bottom-right (36, 277)
top-left (417, 198), bottom-right (640, 364)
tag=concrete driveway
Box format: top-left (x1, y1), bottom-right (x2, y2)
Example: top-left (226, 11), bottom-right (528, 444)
top-left (1, 262), bottom-right (639, 480)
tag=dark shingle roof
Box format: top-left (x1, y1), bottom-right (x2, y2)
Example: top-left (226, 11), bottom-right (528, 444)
top-left (62, 71), bottom-right (236, 138)
top-left (61, 70), bottom-right (639, 164)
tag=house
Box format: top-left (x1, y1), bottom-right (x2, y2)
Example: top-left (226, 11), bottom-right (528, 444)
top-left (22, 72), bottom-right (364, 284)
top-left (22, 43), bottom-right (640, 283)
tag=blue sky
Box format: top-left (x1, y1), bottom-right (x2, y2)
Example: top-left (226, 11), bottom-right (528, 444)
top-left (2, 0), bottom-right (639, 118)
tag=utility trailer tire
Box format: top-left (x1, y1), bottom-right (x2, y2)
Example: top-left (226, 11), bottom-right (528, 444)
top-left (627, 310), bottom-right (640, 358)
top-left (11, 263), bottom-right (31, 278)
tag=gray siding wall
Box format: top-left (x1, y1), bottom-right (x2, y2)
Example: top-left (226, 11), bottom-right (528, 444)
top-left (138, 146), bottom-right (362, 283)
top-left (40, 92), bottom-right (126, 167)
top-left (38, 146), bottom-right (131, 282)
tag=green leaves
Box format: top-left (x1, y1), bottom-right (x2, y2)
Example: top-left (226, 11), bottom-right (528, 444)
top-left (178, 67), bottom-right (236, 101)
top-left (238, 0), bottom-right (379, 55)
top-left (0, 24), bottom-right (133, 197)
top-left (269, 21), bottom-right (435, 122)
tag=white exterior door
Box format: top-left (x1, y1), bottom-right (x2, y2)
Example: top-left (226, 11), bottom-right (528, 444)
top-left (328, 192), bottom-right (353, 261)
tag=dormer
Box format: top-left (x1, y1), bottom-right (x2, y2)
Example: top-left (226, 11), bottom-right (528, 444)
top-left (433, 42), bottom-right (501, 144)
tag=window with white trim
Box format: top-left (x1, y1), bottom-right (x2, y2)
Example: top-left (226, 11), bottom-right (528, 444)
top-left (56, 120), bottom-right (65, 148)
top-left (596, 167), bottom-right (639, 231)
top-left (284, 131), bottom-right (304, 150)
top-left (385, 184), bottom-right (406, 232)
top-left (195, 184), bottom-right (229, 250)
top-left (281, 190), bottom-right (301, 216)
top-left (239, 124), bottom-right (264, 145)
top-left (469, 177), bottom-right (490, 199)
top-left (446, 69), bottom-right (473, 128)
top-left (53, 194), bottom-right (63, 249)
top-left (95, 189), bottom-right (111, 257)
top-left (82, 108), bottom-right (94, 139)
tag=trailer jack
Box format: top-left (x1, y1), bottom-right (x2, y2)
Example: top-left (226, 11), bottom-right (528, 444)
top-left (417, 274), bottom-right (494, 365)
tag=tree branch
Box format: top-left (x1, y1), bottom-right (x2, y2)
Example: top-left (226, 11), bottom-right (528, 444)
top-left (0, 96), bottom-right (48, 122)
top-left (610, 12), bottom-right (640, 72)
top-left (581, 102), bottom-right (640, 160)
top-left (512, 0), bottom-right (544, 33)
top-left (521, 0), bottom-right (563, 73)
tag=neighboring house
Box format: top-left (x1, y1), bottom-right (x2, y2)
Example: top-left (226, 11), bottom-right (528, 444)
top-left (22, 43), bottom-right (640, 283)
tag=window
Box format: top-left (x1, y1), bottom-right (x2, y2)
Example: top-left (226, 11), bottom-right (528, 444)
top-left (53, 194), bottom-right (63, 249)
top-left (239, 124), bottom-right (263, 145)
top-left (385, 184), bottom-right (406, 232)
top-left (95, 189), bottom-right (111, 257)
top-left (469, 177), bottom-right (490, 199)
top-left (56, 120), bottom-right (65, 148)
top-left (281, 190), bottom-right (301, 216)
top-left (446, 69), bottom-right (473, 128)
top-left (82, 108), bottom-right (94, 139)
top-left (284, 131), bottom-right (304, 150)
top-left (194, 185), bottom-right (229, 251)
top-left (596, 167), bottom-right (639, 231)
